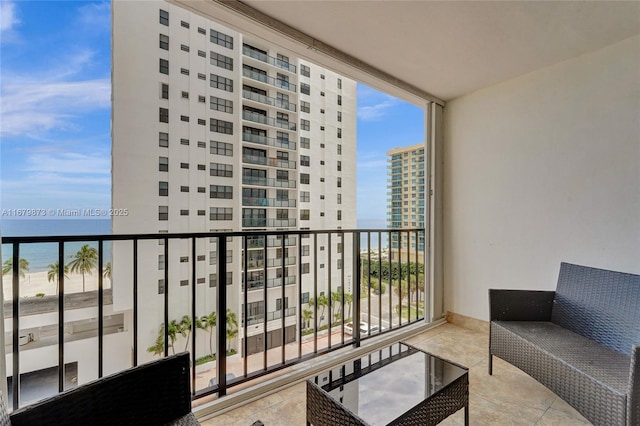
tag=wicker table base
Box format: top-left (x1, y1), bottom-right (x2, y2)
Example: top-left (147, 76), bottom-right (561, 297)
top-left (306, 343), bottom-right (469, 426)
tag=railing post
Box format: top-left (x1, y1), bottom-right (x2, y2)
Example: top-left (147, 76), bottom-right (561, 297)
top-left (217, 236), bottom-right (227, 396)
top-left (12, 244), bottom-right (20, 409)
top-left (353, 231), bottom-right (361, 348)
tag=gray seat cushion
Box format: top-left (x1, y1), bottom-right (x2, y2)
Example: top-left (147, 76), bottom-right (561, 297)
top-left (495, 321), bottom-right (631, 394)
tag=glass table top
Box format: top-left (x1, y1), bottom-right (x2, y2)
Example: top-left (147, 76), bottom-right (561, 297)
top-left (309, 342), bottom-right (468, 426)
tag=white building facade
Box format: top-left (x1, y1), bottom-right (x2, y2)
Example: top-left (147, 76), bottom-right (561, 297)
top-left (112, 0), bottom-right (357, 365)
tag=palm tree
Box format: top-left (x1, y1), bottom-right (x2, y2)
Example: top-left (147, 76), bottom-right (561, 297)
top-left (147, 329), bottom-right (164, 358)
top-left (301, 308), bottom-right (313, 329)
top-left (197, 311), bottom-right (217, 356)
top-left (67, 244), bottom-right (98, 292)
top-left (103, 261), bottom-right (112, 280)
top-left (316, 295), bottom-right (329, 324)
top-left (2, 257), bottom-right (30, 278)
top-left (167, 319), bottom-right (179, 355)
top-left (178, 315), bottom-right (192, 352)
top-left (343, 293), bottom-right (353, 320)
top-left (225, 309), bottom-right (238, 352)
top-left (47, 261), bottom-right (69, 293)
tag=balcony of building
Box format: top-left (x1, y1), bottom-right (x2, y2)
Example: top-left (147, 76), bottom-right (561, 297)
top-left (242, 109), bottom-right (297, 131)
top-left (242, 154), bottom-right (296, 170)
top-left (242, 89), bottom-right (297, 113)
top-left (242, 66), bottom-right (296, 93)
top-left (242, 43), bottom-right (297, 74)
top-left (242, 131), bottom-right (297, 151)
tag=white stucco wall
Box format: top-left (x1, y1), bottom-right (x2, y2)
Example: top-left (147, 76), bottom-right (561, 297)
top-left (443, 35), bottom-right (640, 321)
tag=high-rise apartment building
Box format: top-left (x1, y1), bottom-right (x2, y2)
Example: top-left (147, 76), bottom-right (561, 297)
top-left (387, 144), bottom-right (425, 261)
top-left (111, 1), bottom-right (356, 362)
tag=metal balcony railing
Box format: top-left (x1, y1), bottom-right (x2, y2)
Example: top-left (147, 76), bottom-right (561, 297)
top-left (242, 197), bottom-right (297, 208)
top-left (242, 90), bottom-right (296, 112)
top-left (242, 68), bottom-right (296, 93)
top-left (242, 218), bottom-right (297, 227)
top-left (242, 154), bottom-right (296, 170)
top-left (242, 45), bottom-right (297, 73)
top-left (242, 132), bottom-right (296, 150)
top-left (242, 110), bottom-right (297, 131)
top-left (1, 228), bottom-right (426, 410)
top-left (242, 175), bottom-right (296, 189)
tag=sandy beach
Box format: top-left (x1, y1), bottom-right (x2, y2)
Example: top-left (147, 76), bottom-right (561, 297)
top-left (2, 270), bottom-right (111, 299)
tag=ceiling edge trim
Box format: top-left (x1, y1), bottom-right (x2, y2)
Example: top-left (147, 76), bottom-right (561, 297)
top-left (213, 0), bottom-right (446, 107)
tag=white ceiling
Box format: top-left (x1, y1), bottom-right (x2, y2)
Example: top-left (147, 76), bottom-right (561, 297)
top-left (241, 0), bottom-right (640, 101)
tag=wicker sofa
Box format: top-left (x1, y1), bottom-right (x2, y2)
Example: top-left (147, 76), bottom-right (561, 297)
top-left (1, 352), bottom-right (199, 426)
top-left (489, 262), bottom-right (639, 426)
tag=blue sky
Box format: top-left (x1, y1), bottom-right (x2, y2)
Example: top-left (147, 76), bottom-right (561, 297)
top-left (0, 0), bottom-right (424, 228)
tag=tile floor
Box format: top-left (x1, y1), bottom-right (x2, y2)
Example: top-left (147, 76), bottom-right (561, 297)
top-left (200, 322), bottom-right (592, 425)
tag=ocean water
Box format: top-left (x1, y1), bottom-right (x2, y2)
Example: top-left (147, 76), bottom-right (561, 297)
top-left (1, 219), bottom-right (111, 273)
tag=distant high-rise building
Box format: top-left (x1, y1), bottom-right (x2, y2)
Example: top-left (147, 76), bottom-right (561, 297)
top-left (387, 144), bottom-right (425, 262)
top-left (112, 0), bottom-right (357, 362)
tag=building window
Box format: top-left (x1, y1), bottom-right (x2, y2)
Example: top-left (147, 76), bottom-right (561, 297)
top-left (210, 51), bottom-right (233, 70)
top-left (337, 243), bottom-right (343, 253)
top-left (210, 207), bottom-right (232, 220)
top-left (337, 210), bottom-right (342, 220)
top-left (198, 95), bottom-right (206, 103)
top-left (180, 210), bottom-right (189, 216)
top-left (210, 185), bottom-right (233, 199)
top-left (320, 178), bottom-right (325, 182)
top-left (198, 49), bottom-right (206, 57)
top-left (337, 259), bottom-right (343, 269)
top-left (300, 173), bottom-right (310, 184)
top-left (300, 64), bottom-right (310, 77)
top-left (210, 163), bottom-right (233, 177)
top-left (159, 157), bottom-right (168, 172)
top-left (337, 95), bottom-right (342, 105)
top-left (300, 210), bottom-right (310, 220)
top-left (300, 119), bottom-right (310, 131)
top-left (300, 101), bottom-right (310, 113)
top-left (159, 58), bottom-right (169, 75)
top-left (300, 83), bottom-right (310, 95)
top-left (320, 126), bottom-right (325, 131)
top-left (197, 118), bottom-right (206, 126)
top-left (210, 96), bottom-right (233, 113)
top-left (159, 206), bottom-right (168, 221)
top-left (180, 138), bottom-right (189, 145)
top-left (159, 34), bottom-right (169, 50)
top-left (197, 73), bottom-right (206, 80)
top-left (197, 164), bottom-right (206, 170)
top-left (210, 119), bottom-right (233, 134)
top-left (300, 155), bottom-right (310, 167)
top-left (180, 44), bottom-right (189, 52)
top-left (158, 279), bottom-right (165, 294)
top-left (302, 245), bottom-right (310, 256)
top-left (180, 186), bottom-right (189, 192)
top-left (337, 144), bottom-right (342, 155)
top-left (300, 191), bottom-right (310, 202)
top-left (180, 20), bottom-right (189, 28)
top-left (198, 187), bottom-right (206, 193)
top-left (198, 27), bottom-right (206, 35)
top-left (180, 256), bottom-right (189, 263)
top-left (210, 74), bottom-right (233, 92)
top-left (159, 132), bottom-right (169, 147)
top-left (320, 91), bottom-right (325, 97)
top-left (337, 78), bottom-right (342, 89)
top-left (159, 181), bottom-right (168, 196)
top-left (320, 212), bottom-right (325, 217)
top-left (337, 111), bottom-right (342, 122)
top-left (209, 272), bottom-right (233, 287)
top-left (180, 162), bottom-right (189, 169)
top-left (302, 263), bottom-right (310, 274)
top-left (159, 9), bottom-right (169, 26)
top-left (337, 128), bottom-right (342, 138)
top-left (161, 83), bottom-right (169, 99)
top-left (180, 68), bottom-right (189, 76)
top-left (320, 160), bottom-right (325, 166)
top-left (210, 29), bottom-right (233, 49)
top-left (158, 255), bottom-right (165, 270)
top-left (300, 137), bottom-right (310, 149)
top-left (198, 210), bottom-right (205, 216)
top-left (181, 91), bottom-right (189, 99)
top-left (337, 177), bottom-right (342, 188)
top-left (180, 115), bottom-right (189, 122)
top-left (337, 160), bottom-right (342, 171)
top-left (337, 193), bottom-right (342, 204)
top-left (210, 141), bottom-right (233, 156)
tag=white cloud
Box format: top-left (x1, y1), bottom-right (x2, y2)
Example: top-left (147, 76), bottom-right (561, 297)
top-left (358, 99), bottom-right (398, 121)
top-left (0, 1), bottom-right (19, 34)
top-left (0, 78), bottom-right (110, 137)
top-left (23, 153), bottom-right (110, 175)
top-left (78, 2), bottom-right (110, 31)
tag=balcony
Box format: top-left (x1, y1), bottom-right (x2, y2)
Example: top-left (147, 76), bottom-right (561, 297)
top-left (242, 218), bottom-right (297, 227)
top-left (242, 110), bottom-right (297, 131)
top-left (242, 196), bottom-right (296, 208)
top-left (242, 175), bottom-right (296, 188)
top-left (242, 154), bottom-right (296, 170)
top-left (244, 275), bottom-right (296, 291)
top-left (242, 68), bottom-right (296, 93)
top-left (242, 44), bottom-right (297, 73)
top-left (242, 132), bottom-right (296, 150)
top-left (242, 90), bottom-right (297, 112)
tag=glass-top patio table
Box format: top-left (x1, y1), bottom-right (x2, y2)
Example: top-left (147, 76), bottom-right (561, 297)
top-left (306, 342), bottom-right (469, 425)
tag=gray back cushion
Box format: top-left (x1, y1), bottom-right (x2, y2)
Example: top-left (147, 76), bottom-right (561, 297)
top-left (551, 262), bottom-right (640, 356)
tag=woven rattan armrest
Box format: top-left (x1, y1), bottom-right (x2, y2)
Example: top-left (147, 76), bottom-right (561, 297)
top-left (629, 345), bottom-right (640, 426)
top-left (489, 289), bottom-right (555, 322)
